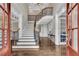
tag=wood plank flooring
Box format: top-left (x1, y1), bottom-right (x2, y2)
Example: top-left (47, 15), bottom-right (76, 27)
top-left (12, 37), bottom-right (66, 56)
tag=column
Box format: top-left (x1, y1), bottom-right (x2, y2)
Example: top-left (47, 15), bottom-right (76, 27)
top-left (18, 14), bottom-right (22, 38)
top-left (55, 14), bottom-right (60, 45)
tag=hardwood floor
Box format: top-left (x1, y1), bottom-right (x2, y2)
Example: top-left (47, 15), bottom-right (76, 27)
top-left (12, 37), bottom-right (66, 56)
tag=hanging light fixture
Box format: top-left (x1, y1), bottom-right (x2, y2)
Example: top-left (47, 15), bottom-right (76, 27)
top-left (36, 3), bottom-right (42, 6)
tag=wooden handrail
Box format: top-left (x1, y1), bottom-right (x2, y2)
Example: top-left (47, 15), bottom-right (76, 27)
top-left (28, 7), bottom-right (53, 16)
top-left (37, 7), bottom-right (53, 16)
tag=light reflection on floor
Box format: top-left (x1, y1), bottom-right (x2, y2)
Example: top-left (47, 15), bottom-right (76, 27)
top-left (12, 38), bottom-right (66, 56)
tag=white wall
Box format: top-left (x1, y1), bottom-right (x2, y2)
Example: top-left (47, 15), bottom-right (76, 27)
top-left (40, 24), bottom-right (48, 37)
top-left (11, 3), bottom-right (29, 38)
top-left (55, 14), bottom-right (60, 45)
top-left (47, 18), bottom-right (55, 35)
top-left (47, 17), bottom-right (55, 42)
top-left (53, 3), bottom-right (65, 15)
top-left (37, 3), bottom-right (66, 45)
top-left (52, 4), bottom-right (66, 45)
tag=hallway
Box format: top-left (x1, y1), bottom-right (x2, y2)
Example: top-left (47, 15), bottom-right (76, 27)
top-left (0, 3), bottom-right (79, 56)
top-left (12, 38), bottom-right (66, 56)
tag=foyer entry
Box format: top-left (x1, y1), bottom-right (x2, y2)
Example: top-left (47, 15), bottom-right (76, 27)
top-left (0, 3), bottom-right (79, 56)
top-left (12, 38), bottom-right (66, 56)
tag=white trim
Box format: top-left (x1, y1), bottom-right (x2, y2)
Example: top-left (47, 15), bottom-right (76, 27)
top-left (19, 14), bottom-right (23, 38)
top-left (58, 11), bottom-right (66, 45)
top-left (55, 14), bottom-right (60, 45)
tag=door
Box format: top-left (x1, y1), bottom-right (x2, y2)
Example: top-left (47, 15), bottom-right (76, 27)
top-left (66, 3), bottom-right (79, 56)
top-left (0, 3), bottom-right (11, 56)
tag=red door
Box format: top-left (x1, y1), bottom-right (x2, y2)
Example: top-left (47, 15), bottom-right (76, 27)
top-left (66, 3), bottom-right (79, 56)
top-left (0, 3), bottom-right (11, 56)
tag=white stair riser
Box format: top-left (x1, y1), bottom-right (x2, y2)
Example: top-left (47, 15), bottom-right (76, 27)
top-left (21, 37), bottom-right (34, 39)
top-left (17, 42), bottom-right (36, 45)
top-left (12, 46), bottom-right (39, 48)
top-left (19, 39), bottom-right (35, 41)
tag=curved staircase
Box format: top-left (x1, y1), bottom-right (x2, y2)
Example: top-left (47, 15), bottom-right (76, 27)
top-left (0, 7), bottom-right (53, 49)
top-left (12, 21), bottom-right (39, 49)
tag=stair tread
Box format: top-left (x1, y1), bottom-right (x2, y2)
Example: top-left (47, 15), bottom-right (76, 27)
top-left (12, 45), bottom-right (39, 48)
top-left (17, 43), bottom-right (36, 45)
top-left (17, 44), bottom-right (36, 46)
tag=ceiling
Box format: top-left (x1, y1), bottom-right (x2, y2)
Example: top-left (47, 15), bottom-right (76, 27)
top-left (27, 3), bottom-right (65, 15)
top-left (11, 3), bottom-right (65, 15)
top-left (28, 3), bottom-right (53, 15)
